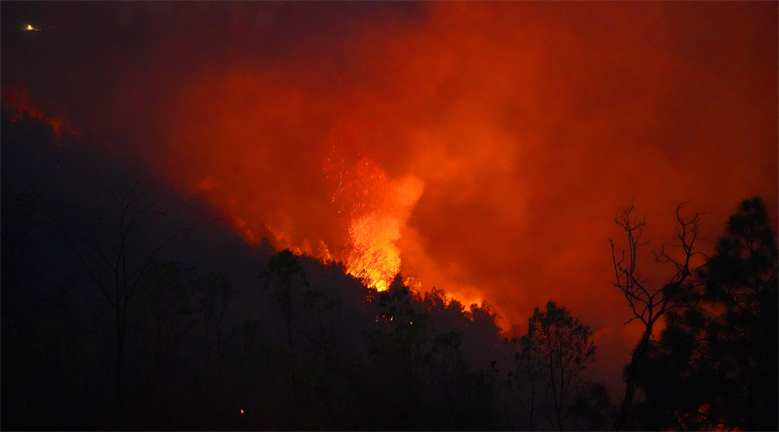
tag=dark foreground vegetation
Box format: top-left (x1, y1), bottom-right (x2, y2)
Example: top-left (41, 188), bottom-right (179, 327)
top-left (2, 105), bottom-right (777, 431)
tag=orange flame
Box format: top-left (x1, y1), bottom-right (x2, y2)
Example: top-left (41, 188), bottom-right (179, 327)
top-left (324, 131), bottom-right (424, 290)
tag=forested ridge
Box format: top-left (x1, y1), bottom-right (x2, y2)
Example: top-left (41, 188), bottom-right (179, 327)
top-left (2, 102), bottom-right (776, 431)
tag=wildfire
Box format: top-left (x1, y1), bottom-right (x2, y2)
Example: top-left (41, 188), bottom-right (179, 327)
top-left (189, 125), bottom-right (424, 292)
top-left (324, 131), bottom-right (424, 290)
top-left (170, 71), bottom-right (425, 292)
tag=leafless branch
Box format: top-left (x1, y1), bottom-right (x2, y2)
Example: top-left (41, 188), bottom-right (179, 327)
top-left (612, 201), bottom-right (707, 430)
top-left (36, 204), bottom-right (118, 307)
top-left (126, 218), bottom-right (220, 300)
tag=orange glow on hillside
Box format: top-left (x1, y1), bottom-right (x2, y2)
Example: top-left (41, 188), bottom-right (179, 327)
top-left (2, 86), bottom-right (71, 142)
top-left (672, 404), bottom-right (742, 432)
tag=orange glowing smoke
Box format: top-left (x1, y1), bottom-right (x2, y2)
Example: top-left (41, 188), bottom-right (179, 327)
top-left (156, 3), bottom-right (776, 358)
top-left (2, 86), bottom-right (70, 141)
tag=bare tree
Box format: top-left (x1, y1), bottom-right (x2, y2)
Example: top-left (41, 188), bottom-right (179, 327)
top-left (40, 180), bottom-right (214, 424)
top-left (609, 203), bottom-right (706, 430)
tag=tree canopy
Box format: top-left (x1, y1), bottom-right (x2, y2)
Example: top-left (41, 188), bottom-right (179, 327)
top-left (634, 197), bottom-right (778, 431)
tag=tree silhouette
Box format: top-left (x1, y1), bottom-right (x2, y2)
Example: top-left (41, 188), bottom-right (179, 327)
top-left (138, 261), bottom-right (193, 377)
top-left (569, 382), bottom-right (611, 430)
top-left (609, 202), bottom-right (705, 430)
top-left (506, 332), bottom-right (545, 430)
top-left (39, 181), bottom-right (213, 424)
top-left (522, 300), bottom-right (596, 430)
top-left (371, 275), bottom-right (430, 385)
top-left (635, 197), bottom-right (778, 430)
top-left (366, 275), bottom-right (432, 428)
top-left (196, 271), bottom-right (233, 362)
top-left (260, 249), bottom-right (310, 349)
top-left (303, 289), bottom-right (342, 365)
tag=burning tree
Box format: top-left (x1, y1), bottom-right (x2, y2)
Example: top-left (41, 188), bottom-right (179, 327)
top-left (609, 202), bottom-right (706, 430)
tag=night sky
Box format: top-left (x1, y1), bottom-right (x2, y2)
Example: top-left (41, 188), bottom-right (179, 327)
top-left (3, 1), bottom-right (777, 398)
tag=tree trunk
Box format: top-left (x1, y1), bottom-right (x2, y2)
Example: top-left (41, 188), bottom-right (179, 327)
top-left (528, 378), bottom-right (535, 431)
top-left (215, 321), bottom-right (221, 357)
top-left (614, 325), bottom-right (653, 430)
top-left (115, 305), bottom-right (125, 427)
top-left (287, 297), bottom-right (293, 349)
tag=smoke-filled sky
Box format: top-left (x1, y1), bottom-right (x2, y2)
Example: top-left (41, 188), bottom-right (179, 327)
top-left (3, 1), bottom-right (777, 391)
